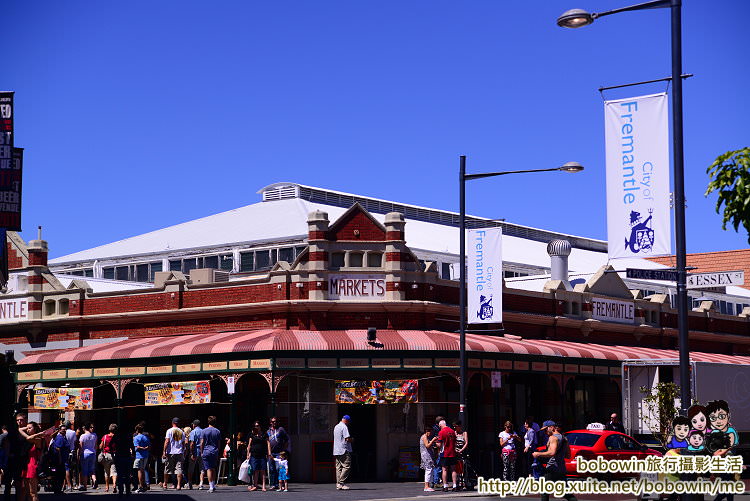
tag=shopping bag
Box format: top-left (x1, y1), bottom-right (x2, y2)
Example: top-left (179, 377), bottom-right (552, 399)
top-left (238, 459), bottom-right (252, 483)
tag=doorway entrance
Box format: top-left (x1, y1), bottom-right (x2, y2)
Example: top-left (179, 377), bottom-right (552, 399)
top-left (337, 404), bottom-right (376, 482)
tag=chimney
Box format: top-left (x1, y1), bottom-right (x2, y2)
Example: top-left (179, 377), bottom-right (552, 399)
top-left (547, 239), bottom-right (572, 290)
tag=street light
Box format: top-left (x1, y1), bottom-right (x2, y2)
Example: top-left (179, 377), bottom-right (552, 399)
top-left (458, 156), bottom-right (584, 424)
top-left (556, 0), bottom-right (691, 416)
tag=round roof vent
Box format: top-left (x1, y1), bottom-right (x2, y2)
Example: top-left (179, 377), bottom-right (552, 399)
top-left (547, 239), bottom-right (572, 257)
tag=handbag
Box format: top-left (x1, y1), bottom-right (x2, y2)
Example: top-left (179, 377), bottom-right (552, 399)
top-left (97, 452), bottom-right (105, 463)
top-left (238, 458), bottom-right (252, 483)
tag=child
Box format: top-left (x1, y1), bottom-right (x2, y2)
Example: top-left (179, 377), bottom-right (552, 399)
top-left (274, 451), bottom-right (289, 492)
top-left (666, 416), bottom-right (690, 449)
top-left (687, 430), bottom-right (705, 453)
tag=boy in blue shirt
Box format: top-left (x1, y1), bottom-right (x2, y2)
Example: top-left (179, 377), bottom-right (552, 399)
top-left (133, 424), bottom-right (151, 493)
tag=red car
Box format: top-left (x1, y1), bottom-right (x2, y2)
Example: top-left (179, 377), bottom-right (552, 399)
top-left (560, 429), bottom-right (662, 477)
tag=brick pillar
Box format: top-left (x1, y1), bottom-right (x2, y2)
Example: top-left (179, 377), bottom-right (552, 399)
top-left (27, 238), bottom-right (48, 320)
top-left (384, 212), bottom-right (406, 300)
top-left (307, 210), bottom-right (329, 300)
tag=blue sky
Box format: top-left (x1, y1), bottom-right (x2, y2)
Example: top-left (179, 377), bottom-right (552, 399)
top-left (5, 1), bottom-right (749, 258)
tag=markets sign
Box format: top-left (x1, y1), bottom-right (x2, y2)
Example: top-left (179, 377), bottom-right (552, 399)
top-left (328, 274), bottom-right (385, 300)
top-left (335, 380), bottom-right (418, 404)
top-left (0, 92), bottom-right (21, 231)
top-left (0, 298), bottom-right (28, 322)
top-left (34, 387), bottom-right (93, 410)
top-left (591, 298), bottom-right (634, 324)
top-left (144, 380), bottom-right (211, 406)
top-left (687, 271), bottom-right (744, 290)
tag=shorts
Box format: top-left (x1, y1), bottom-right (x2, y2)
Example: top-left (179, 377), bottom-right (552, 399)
top-left (249, 457), bottom-right (266, 472)
top-left (100, 452), bottom-right (116, 477)
top-left (441, 456), bottom-right (457, 467)
top-left (189, 454), bottom-right (206, 473)
top-left (81, 451), bottom-right (97, 476)
top-left (201, 452), bottom-right (218, 471)
top-left (133, 457), bottom-right (148, 470)
top-left (165, 454), bottom-right (184, 475)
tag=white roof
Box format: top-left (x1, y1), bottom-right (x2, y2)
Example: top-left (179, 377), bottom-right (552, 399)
top-left (55, 275), bottom-right (151, 293)
top-left (50, 195), bottom-right (607, 271)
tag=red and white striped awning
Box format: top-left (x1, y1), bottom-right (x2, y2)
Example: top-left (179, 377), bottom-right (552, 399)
top-left (17, 329), bottom-right (750, 367)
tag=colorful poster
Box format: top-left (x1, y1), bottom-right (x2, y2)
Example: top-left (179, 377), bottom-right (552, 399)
top-left (0, 92), bottom-right (22, 231)
top-left (33, 387), bottom-right (93, 410)
top-left (467, 227), bottom-right (502, 324)
top-left (144, 380), bottom-right (211, 406)
top-left (604, 93), bottom-right (671, 259)
top-left (335, 380), bottom-right (418, 404)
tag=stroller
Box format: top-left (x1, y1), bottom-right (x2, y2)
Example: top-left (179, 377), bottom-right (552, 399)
top-left (457, 452), bottom-right (480, 491)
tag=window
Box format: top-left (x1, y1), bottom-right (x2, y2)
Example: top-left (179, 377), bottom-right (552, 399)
top-left (295, 246), bottom-right (307, 258)
top-left (240, 252), bottom-right (254, 272)
top-left (368, 253), bottom-right (383, 268)
top-left (256, 250), bottom-right (271, 270)
top-left (330, 252), bottom-right (345, 269)
top-left (203, 255), bottom-right (219, 269)
top-left (441, 262), bottom-right (451, 279)
top-left (150, 262), bottom-right (162, 281)
top-left (103, 267), bottom-right (115, 280)
top-left (279, 247), bottom-right (294, 263)
top-left (169, 260), bottom-right (181, 272)
top-left (220, 255), bottom-right (233, 271)
top-left (58, 299), bottom-right (69, 315)
top-left (136, 264), bottom-right (149, 282)
top-left (44, 300), bottom-right (55, 316)
top-left (182, 259), bottom-right (197, 273)
top-left (84, 269), bottom-right (93, 277)
top-left (349, 253), bottom-right (363, 267)
top-left (115, 266), bottom-right (129, 281)
top-left (604, 435), bottom-right (624, 450)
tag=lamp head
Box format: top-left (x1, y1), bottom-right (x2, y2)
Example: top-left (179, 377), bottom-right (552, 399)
top-left (557, 8), bottom-right (594, 28)
top-left (559, 161), bottom-right (584, 173)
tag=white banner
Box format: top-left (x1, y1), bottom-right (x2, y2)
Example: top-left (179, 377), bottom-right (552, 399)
top-left (467, 227), bottom-right (502, 324)
top-left (604, 93), bottom-right (671, 259)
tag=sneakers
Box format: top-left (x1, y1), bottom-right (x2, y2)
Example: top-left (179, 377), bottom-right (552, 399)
top-left (424, 487), bottom-right (435, 492)
top-left (340, 485), bottom-right (350, 490)
top-left (198, 485), bottom-right (205, 490)
top-left (336, 484), bottom-right (342, 490)
top-left (208, 487), bottom-right (215, 493)
top-left (78, 486), bottom-right (87, 491)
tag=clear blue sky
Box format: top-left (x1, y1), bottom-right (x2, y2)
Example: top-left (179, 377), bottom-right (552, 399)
top-left (5, 1), bottom-right (749, 258)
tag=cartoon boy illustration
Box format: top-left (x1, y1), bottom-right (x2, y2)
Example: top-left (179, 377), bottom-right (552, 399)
top-left (688, 404), bottom-right (711, 433)
top-left (706, 399), bottom-right (738, 448)
top-left (666, 416), bottom-right (690, 449)
top-left (687, 429), bottom-right (705, 452)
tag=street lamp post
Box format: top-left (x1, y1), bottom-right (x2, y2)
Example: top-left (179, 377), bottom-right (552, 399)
top-left (557, 0), bottom-right (691, 415)
top-left (458, 156), bottom-right (584, 424)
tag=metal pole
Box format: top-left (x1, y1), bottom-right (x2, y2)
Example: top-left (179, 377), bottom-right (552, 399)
top-left (670, 0), bottom-right (690, 415)
top-left (227, 393), bottom-right (237, 485)
top-left (459, 155), bottom-right (467, 424)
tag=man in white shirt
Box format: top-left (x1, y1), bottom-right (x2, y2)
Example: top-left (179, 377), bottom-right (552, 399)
top-left (162, 418), bottom-right (185, 490)
top-left (332, 415), bottom-right (352, 490)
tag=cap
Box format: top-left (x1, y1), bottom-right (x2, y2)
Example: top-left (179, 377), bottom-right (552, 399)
top-left (343, 415), bottom-right (351, 421)
top-left (192, 420), bottom-right (201, 426)
top-left (172, 417), bottom-right (180, 424)
top-left (541, 420), bottom-right (556, 429)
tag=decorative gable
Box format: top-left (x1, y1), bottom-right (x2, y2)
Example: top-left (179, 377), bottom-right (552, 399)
top-left (326, 203), bottom-right (386, 242)
top-left (585, 264), bottom-right (633, 299)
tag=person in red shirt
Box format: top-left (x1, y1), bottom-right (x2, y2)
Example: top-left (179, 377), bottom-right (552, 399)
top-left (436, 420), bottom-right (458, 491)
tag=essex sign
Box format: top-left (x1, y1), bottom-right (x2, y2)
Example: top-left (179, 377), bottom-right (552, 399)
top-left (686, 271), bottom-right (744, 290)
top-left (328, 274), bottom-right (386, 300)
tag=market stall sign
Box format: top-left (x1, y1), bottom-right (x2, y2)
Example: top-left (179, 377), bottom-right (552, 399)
top-left (335, 380), bottom-right (418, 404)
top-left (34, 387), bottom-right (93, 410)
top-left (144, 380), bottom-right (211, 406)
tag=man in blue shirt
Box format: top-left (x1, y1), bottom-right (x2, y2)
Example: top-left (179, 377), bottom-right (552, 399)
top-left (187, 420), bottom-right (205, 490)
top-left (133, 424), bottom-right (151, 493)
top-left (200, 416), bottom-right (221, 493)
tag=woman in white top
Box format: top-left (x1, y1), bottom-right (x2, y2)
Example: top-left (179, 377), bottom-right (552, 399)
top-left (498, 421), bottom-right (518, 481)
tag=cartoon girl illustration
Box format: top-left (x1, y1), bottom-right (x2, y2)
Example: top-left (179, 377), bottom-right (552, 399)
top-left (688, 404), bottom-right (711, 433)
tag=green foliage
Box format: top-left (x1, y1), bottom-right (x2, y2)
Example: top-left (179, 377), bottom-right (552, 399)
top-left (639, 382), bottom-right (681, 449)
top-left (706, 147), bottom-right (750, 244)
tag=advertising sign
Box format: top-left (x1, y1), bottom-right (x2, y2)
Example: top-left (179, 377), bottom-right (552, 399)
top-left (328, 274), bottom-right (386, 300)
top-left (0, 93), bottom-right (21, 231)
top-left (335, 380), bottom-right (418, 404)
top-left (591, 297), bottom-right (634, 324)
top-left (34, 387), bottom-right (93, 410)
top-left (467, 227), bottom-right (502, 324)
top-left (144, 380), bottom-right (211, 406)
top-left (604, 93), bottom-right (670, 259)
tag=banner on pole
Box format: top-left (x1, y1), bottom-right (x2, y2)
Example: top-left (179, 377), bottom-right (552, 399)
top-left (0, 93), bottom-right (21, 231)
top-left (604, 93), bottom-right (671, 259)
top-left (335, 380), bottom-right (418, 404)
top-left (34, 387), bottom-right (93, 410)
top-left (467, 227), bottom-right (502, 324)
top-left (144, 380), bottom-right (211, 406)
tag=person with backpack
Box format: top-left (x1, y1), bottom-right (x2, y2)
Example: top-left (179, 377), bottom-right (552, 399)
top-left (532, 421), bottom-right (577, 501)
top-left (99, 424), bottom-right (118, 493)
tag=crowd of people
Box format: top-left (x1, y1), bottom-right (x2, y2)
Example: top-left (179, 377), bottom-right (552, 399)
top-left (0, 413), bottom-right (291, 498)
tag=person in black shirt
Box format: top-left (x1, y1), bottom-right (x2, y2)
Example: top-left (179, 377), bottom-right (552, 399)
top-left (245, 422), bottom-right (271, 492)
top-left (266, 417), bottom-right (289, 490)
top-left (604, 413), bottom-right (625, 433)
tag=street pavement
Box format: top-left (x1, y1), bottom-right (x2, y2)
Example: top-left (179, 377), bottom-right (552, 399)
top-left (35, 482), bottom-right (750, 501)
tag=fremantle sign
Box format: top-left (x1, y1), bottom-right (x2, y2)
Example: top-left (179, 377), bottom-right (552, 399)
top-left (591, 297), bottom-right (634, 324)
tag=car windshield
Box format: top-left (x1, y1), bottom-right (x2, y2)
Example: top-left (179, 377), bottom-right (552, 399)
top-left (566, 432), bottom-right (600, 447)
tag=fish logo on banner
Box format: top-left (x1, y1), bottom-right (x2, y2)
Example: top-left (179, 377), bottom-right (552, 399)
top-left (468, 227), bottom-right (502, 324)
top-left (604, 93), bottom-right (671, 259)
